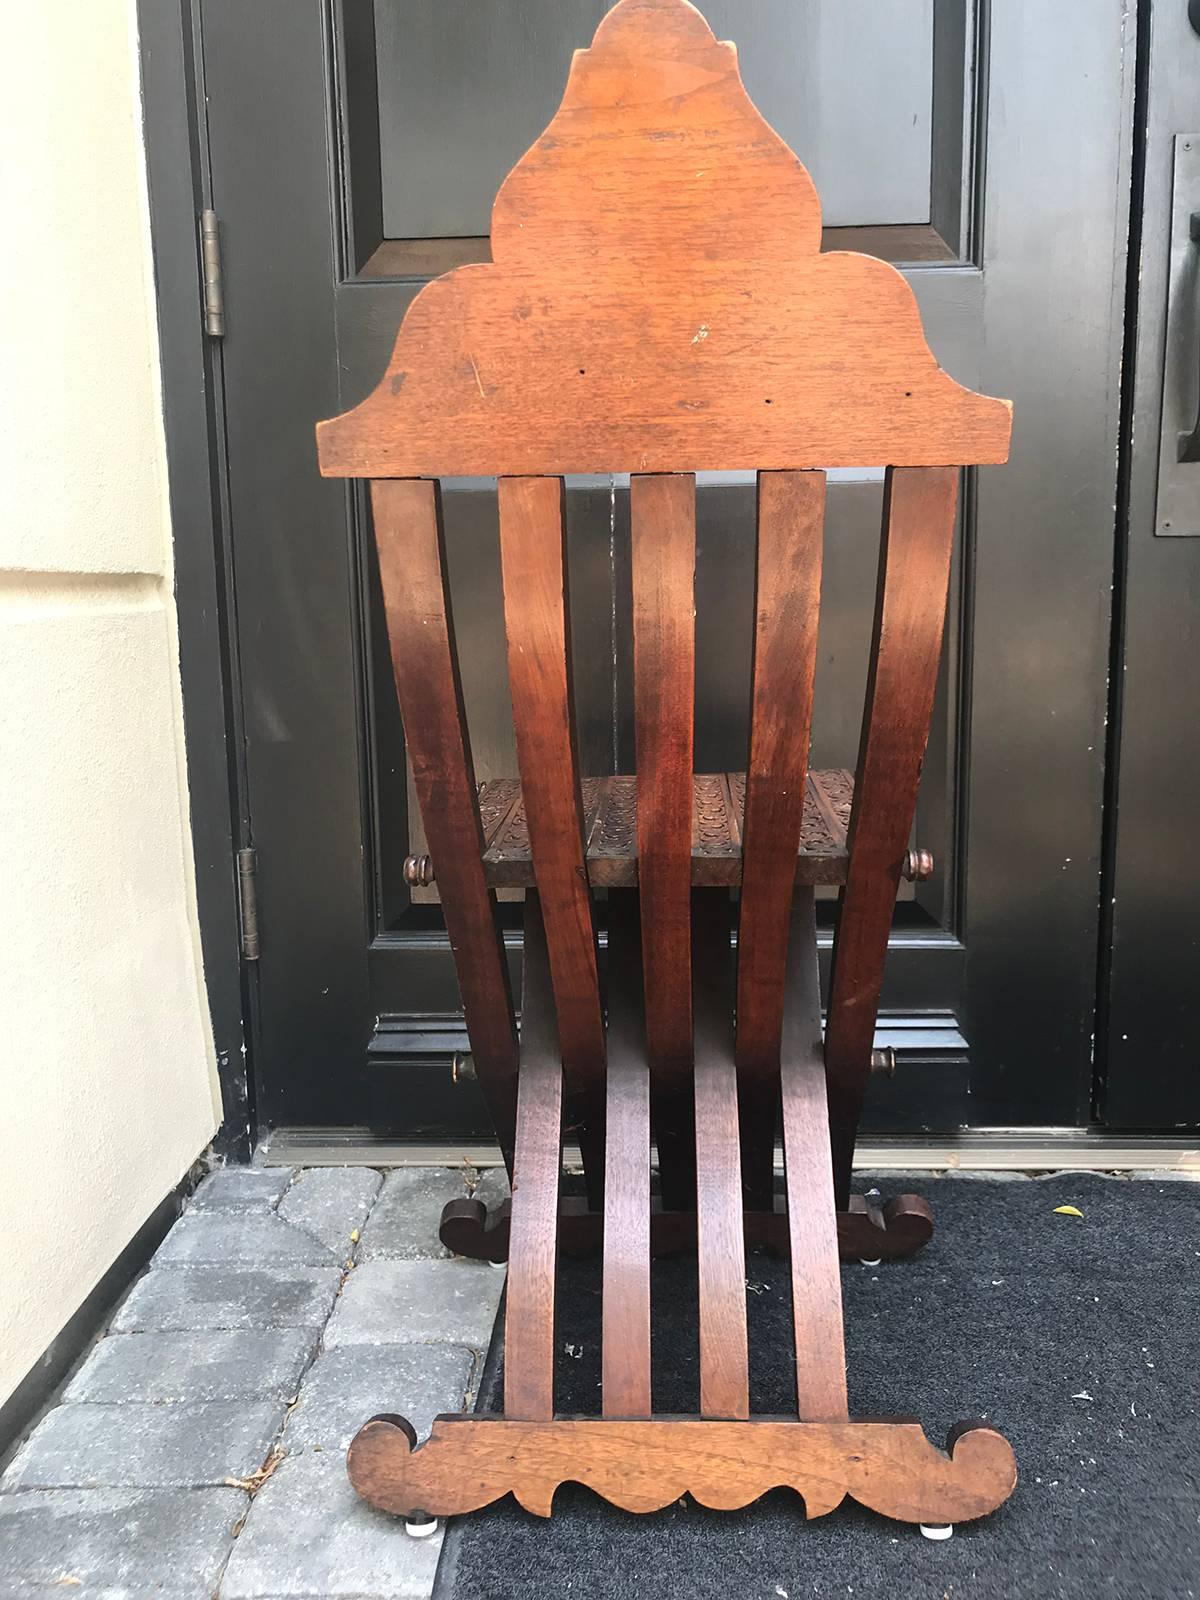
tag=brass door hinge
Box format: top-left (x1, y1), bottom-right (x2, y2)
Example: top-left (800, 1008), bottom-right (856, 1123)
top-left (200, 209), bottom-right (225, 337)
top-left (237, 847), bottom-right (259, 961)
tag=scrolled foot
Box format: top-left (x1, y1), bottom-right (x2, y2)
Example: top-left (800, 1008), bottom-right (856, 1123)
top-left (839, 1192), bottom-right (934, 1262)
top-left (439, 1197), bottom-right (511, 1262)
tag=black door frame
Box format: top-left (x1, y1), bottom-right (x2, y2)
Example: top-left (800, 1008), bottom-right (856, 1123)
top-left (138, 0), bottom-right (1188, 1152)
top-left (137, 0), bottom-right (255, 1156)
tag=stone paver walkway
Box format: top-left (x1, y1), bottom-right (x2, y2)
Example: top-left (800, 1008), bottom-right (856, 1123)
top-left (0, 1164), bottom-right (509, 1599)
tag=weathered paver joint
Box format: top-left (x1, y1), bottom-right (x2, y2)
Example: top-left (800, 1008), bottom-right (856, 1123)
top-left (0, 1162), bottom-right (509, 1600)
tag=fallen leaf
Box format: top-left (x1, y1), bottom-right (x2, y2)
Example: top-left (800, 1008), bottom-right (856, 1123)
top-left (350, 1228), bottom-right (360, 1243)
top-left (1053, 1205), bottom-right (1084, 1218)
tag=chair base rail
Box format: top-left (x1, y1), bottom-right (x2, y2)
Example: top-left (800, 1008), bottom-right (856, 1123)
top-left (439, 1191), bottom-right (934, 1264)
top-left (347, 1414), bottom-right (1016, 1525)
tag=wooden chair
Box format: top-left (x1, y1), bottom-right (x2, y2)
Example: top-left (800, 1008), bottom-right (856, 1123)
top-left (317, 0), bottom-right (1017, 1534)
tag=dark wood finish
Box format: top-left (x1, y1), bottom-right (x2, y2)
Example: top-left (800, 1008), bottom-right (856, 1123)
top-left (370, 479), bottom-right (518, 1170)
top-left (349, 1415), bottom-right (1017, 1524)
top-left (825, 467), bottom-right (960, 1206)
top-left (326, 0), bottom-right (1015, 1538)
top-left (439, 1190), bottom-right (935, 1266)
top-left (632, 474), bottom-right (697, 1211)
top-left (477, 769), bottom-right (852, 888)
top-left (692, 892), bottom-right (748, 1420)
top-left (498, 476), bottom-right (606, 1202)
top-left (780, 890), bottom-right (849, 1422)
top-left (503, 895), bottom-right (562, 1422)
top-left (736, 471), bottom-right (825, 1209)
top-left (601, 892), bottom-right (652, 1418)
top-left (317, 2), bottom-right (1010, 477)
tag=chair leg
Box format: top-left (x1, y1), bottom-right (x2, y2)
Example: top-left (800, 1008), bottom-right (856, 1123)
top-left (357, 892), bottom-right (1012, 1534)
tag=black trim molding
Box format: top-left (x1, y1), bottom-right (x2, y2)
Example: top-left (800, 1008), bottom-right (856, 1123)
top-left (137, 0), bottom-right (253, 1155)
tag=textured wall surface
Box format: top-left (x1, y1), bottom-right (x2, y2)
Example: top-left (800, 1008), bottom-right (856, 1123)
top-left (0, 0), bottom-right (219, 1406)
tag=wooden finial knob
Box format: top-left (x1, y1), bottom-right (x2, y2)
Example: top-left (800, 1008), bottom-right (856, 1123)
top-left (403, 854), bottom-right (436, 887)
top-left (902, 849), bottom-right (934, 882)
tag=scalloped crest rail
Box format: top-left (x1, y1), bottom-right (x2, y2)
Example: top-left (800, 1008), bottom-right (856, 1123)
top-left (317, 0), bottom-right (1015, 1533)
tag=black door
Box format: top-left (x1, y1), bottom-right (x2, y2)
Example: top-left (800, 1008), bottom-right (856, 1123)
top-left (191, 0), bottom-right (1138, 1141)
top-left (1102, 0), bottom-right (1200, 1131)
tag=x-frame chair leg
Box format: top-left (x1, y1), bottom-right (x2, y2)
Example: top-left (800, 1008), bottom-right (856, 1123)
top-left (348, 892), bottom-right (1014, 1529)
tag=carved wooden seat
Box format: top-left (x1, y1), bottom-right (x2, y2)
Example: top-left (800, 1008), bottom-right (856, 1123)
top-left (407, 769), bottom-right (866, 888)
top-left (317, 0), bottom-right (1016, 1533)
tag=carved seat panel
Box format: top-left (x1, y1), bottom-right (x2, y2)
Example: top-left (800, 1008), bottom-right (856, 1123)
top-left (474, 770), bottom-right (853, 887)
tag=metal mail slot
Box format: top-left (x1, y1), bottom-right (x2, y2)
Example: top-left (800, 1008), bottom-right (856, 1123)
top-left (1156, 135), bottom-right (1200, 535)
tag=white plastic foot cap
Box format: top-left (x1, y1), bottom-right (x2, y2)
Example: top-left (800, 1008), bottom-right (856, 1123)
top-left (920, 1524), bottom-right (954, 1541)
top-left (860, 1258), bottom-right (883, 1268)
top-left (489, 1259), bottom-right (507, 1270)
top-left (405, 1516), bottom-right (440, 1538)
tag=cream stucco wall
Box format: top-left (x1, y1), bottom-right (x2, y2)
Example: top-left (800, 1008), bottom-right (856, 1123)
top-left (0, 3), bottom-right (220, 1407)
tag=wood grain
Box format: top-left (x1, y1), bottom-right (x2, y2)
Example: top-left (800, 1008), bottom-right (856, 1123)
top-left (692, 891), bottom-right (748, 1419)
top-left (370, 479), bottom-right (518, 1171)
top-left (601, 891), bottom-right (652, 1417)
top-left (736, 470), bottom-right (825, 1209)
top-left (358, 223), bottom-right (957, 285)
top-left (631, 474), bottom-right (697, 1211)
top-left (348, 1414), bottom-right (1017, 1524)
top-left (498, 476), bottom-right (606, 1203)
top-left (825, 467), bottom-right (959, 1206)
top-left (780, 889), bottom-right (848, 1422)
top-left (478, 769), bottom-right (852, 888)
top-left (503, 893), bottom-right (562, 1422)
top-left (318, 0), bottom-right (1011, 477)
top-left (336, 0), bottom-right (1016, 1540)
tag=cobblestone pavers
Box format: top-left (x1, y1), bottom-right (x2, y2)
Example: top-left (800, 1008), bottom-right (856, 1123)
top-left (0, 1163), bottom-right (507, 1599)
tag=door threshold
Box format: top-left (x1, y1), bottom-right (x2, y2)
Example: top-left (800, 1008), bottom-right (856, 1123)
top-left (260, 1126), bottom-right (1200, 1174)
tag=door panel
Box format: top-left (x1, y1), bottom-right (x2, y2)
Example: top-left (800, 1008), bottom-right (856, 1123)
top-left (198, 0), bottom-right (1133, 1137)
top-left (1103, 0), bottom-right (1200, 1128)
top-left (963, 0), bottom-right (1135, 1124)
top-left (373, 0), bottom-right (937, 236)
top-left (201, 0), bottom-right (371, 1128)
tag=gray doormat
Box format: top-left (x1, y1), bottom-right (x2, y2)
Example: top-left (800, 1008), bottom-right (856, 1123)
top-left (435, 1175), bottom-right (1199, 1600)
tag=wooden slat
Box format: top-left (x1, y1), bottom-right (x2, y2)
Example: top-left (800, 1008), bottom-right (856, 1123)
top-left (780, 888), bottom-right (849, 1422)
top-left (371, 479), bottom-right (518, 1172)
top-left (736, 470), bottom-right (825, 1210)
top-left (692, 890), bottom-right (749, 1420)
top-left (601, 891), bottom-right (651, 1418)
top-left (631, 473), bottom-right (697, 1212)
top-left (497, 476), bottom-right (606, 1203)
top-left (504, 894), bottom-right (563, 1422)
top-left (825, 466), bottom-right (959, 1205)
